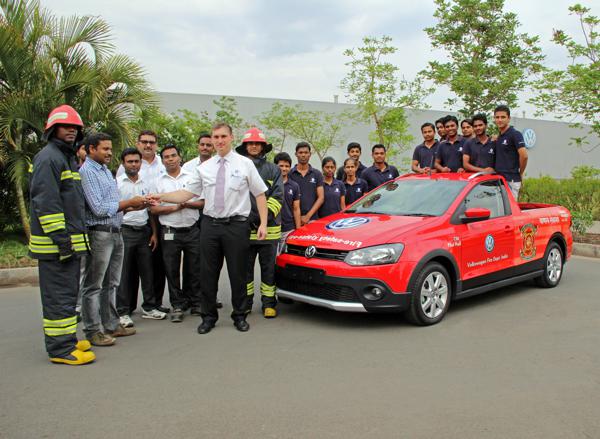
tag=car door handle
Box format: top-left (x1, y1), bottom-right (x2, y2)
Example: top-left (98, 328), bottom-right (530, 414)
top-left (504, 225), bottom-right (512, 233)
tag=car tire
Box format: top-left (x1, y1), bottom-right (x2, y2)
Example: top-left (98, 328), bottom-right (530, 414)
top-left (534, 241), bottom-right (564, 288)
top-left (405, 262), bottom-right (452, 326)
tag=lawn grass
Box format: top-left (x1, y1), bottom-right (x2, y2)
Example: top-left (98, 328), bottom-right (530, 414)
top-left (0, 232), bottom-right (36, 269)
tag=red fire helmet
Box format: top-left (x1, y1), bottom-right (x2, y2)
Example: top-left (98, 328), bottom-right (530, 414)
top-left (241, 127), bottom-right (267, 144)
top-left (45, 105), bottom-right (84, 131)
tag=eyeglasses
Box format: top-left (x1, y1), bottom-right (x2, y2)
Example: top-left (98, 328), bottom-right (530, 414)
top-left (199, 142), bottom-right (212, 146)
top-left (139, 140), bottom-right (156, 145)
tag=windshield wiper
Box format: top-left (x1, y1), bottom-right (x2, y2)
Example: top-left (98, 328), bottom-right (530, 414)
top-left (399, 213), bottom-right (436, 217)
top-left (349, 210), bottom-right (388, 215)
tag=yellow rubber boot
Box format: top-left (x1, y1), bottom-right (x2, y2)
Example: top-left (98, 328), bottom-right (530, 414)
top-left (50, 349), bottom-right (96, 366)
top-left (263, 307), bottom-right (277, 318)
top-left (75, 340), bottom-right (92, 352)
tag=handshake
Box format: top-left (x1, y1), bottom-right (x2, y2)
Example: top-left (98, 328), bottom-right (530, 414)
top-left (125, 194), bottom-right (161, 211)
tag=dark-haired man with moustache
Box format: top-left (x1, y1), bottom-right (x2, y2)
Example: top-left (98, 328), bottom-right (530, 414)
top-left (116, 148), bottom-right (163, 328)
top-left (435, 116), bottom-right (466, 173)
top-left (361, 144), bottom-right (400, 191)
top-left (463, 113), bottom-right (496, 173)
top-left (80, 133), bottom-right (147, 347)
top-left (412, 123), bottom-right (439, 174)
top-left (150, 144), bottom-right (203, 323)
top-left (493, 105), bottom-right (528, 199)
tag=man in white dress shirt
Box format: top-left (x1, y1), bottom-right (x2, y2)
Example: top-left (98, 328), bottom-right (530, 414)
top-left (117, 130), bottom-right (168, 313)
top-left (182, 132), bottom-right (214, 173)
top-left (116, 148), bottom-right (164, 328)
top-left (150, 123), bottom-right (268, 334)
top-left (150, 144), bottom-right (203, 323)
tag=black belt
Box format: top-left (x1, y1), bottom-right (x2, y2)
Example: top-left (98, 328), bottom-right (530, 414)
top-left (122, 224), bottom-right (149, 232)
top-left (204, 215), bottom-right (247, 224)
top-left (88, 225), bottom-right (121, 233)
top-left (161, 224), bottom-right (196, 233)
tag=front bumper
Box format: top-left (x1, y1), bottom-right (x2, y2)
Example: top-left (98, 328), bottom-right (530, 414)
top-left (275, 265), bottom-right (412, 313)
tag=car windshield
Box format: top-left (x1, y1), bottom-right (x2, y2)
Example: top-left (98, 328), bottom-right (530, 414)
top-left (346, 179), bottom-right (467, 217)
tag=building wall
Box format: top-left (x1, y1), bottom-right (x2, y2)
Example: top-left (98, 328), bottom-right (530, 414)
top-left (158, 92), bottom-right (600, 179)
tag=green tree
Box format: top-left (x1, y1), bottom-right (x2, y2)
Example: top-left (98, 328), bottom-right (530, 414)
top-left (257, 102), bottom-right (297, 152)
top-left (340, 35), bottom-right (429, 154)
top-left (131, 96), bottom-right (246, 160)
top-left (258, 102), bottom-right (351, 161)
top-left (529, 4), bottom-right (599, 151)
top-left (422, 0), bottom-right (545, 117)
top-left (213, 95), bottom-right (245, 138)
top-left (0, 0), bottom-right (156, 237)
top-left (131, 107), bottom-right (212, 160)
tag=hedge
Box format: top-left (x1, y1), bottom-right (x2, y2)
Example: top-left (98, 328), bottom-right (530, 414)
top-left (520, 176), bottom-right (600, 233)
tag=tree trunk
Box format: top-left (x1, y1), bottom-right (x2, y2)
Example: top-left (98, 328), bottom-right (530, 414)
top-left (14, 124), bottom-right (31, 239)
top-left (373, 112), bottom-right (385, 145)
top-left (15, 180), bottom-right (30, 239)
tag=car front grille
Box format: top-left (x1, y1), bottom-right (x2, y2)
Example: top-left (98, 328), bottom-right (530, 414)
top-left (276, 267), bottom-right (358, 303)
top-left (286, 244), bottom-right (348, 261)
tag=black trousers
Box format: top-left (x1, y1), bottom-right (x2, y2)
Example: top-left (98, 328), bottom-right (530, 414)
top-left (161, 226), bottom-right (202, 310)
top-left (153, 238), bottom-right (167, 306)
top-left (200, 216), bottom-right (250, 322)
top-left (117, 226), bottom-right (156, 315)
top-left (246, 242), bottom-right (278, 309)
top-left (38, 257), bottom-right (80, 358)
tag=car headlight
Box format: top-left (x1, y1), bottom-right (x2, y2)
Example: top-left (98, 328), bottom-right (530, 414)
top-left (344, 243), bottom-right (404, 266)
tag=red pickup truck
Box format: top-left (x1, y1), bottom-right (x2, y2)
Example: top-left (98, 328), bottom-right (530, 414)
top-left (276, 172), bottom-right (572, 325)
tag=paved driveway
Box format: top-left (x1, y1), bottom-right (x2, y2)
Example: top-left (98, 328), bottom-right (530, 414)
top-left (1, 256), bottom-right (598, 439)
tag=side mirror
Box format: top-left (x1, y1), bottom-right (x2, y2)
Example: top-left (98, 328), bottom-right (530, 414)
top-left (461, 207), bottom-right (491, 223)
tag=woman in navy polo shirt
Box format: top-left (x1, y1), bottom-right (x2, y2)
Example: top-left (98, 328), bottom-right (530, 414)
top-left (342, 158), bottom-right (369, 206)
top-left (319, 157), bottom-right (346, 218)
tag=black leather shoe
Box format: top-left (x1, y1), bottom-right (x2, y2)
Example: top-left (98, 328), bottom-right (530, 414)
top-left (197, 320), bottom-right (215, 334)
top-left (216, 301), bottom-right (223, 309)
top-left (190, 307), bottom-right (202, 316)
top-left (233, 319), bottom-right (250, 332)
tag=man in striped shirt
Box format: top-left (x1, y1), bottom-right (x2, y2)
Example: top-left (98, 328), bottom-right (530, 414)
top-left (79, 133), bottom-right (147, 347)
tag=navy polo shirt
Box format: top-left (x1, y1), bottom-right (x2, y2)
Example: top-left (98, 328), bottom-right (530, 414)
top-left (361, 163), bottom-right (400, 191)
top-left (336, 162), bottom-right (367, 181)
top-left (319, 179), bottom-right (346, 218)
top-left (412, 141), bottom-right (439, 169)
top-left (437, 137), bottom-right (466, 172)
top-left (344, 178), bottom-right (369, 205)
top-left (281, 179), bottom-right (301, 232)
top-left (495, 126), bottom-right (525, 182)
top-left (289, 165), bottom-right (324, 220)
top-left (464, 137), bottom-right (495, 169)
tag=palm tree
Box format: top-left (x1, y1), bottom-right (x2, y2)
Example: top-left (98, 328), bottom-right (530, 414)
top-left (0, 0), bottom-right (157, 237)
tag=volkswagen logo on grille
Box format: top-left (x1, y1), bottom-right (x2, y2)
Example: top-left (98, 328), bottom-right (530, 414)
top-left (305, 245), bottom-right (317, 258)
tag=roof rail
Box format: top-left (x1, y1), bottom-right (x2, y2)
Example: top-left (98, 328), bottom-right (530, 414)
top-left (468, 170), bottom-right (497, 180)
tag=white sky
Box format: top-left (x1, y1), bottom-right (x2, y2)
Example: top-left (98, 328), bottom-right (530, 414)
top-left (44, 0), bottom-right (586, 118)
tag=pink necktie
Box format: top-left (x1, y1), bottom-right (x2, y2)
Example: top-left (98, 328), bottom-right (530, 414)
top-left (215, 157), bottom-right (226, 213)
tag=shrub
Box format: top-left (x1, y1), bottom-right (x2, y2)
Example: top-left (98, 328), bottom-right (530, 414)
top-left (520, 174), bottom-right (600, 234)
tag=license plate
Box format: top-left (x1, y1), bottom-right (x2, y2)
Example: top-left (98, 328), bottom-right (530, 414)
top-left (285, 264), bottom-right (325, 284)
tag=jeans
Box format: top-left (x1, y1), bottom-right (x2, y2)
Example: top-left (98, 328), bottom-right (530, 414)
top-left (81, 230), bottom-right (124, 337)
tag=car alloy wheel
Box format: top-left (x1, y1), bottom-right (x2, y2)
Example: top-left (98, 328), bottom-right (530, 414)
top-left (546, 247), bottom-right (562, 283)
top-left (420, 271), bottom-right (449, 319)
top-left (405, 262), bottom-right (452, 326)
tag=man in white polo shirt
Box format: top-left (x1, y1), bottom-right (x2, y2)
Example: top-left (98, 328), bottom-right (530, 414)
top-left (149, 122), bottom-right (268, 334)
top-left (150, 144), bottom-right (203, 323)
top-left (116, 148), bottom-right (165, 327)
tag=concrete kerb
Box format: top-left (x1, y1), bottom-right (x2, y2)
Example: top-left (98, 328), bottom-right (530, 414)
top-left (0, 266), bottom-right (38, 288)
top-left (0, 242), bottom-right (598, 288)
